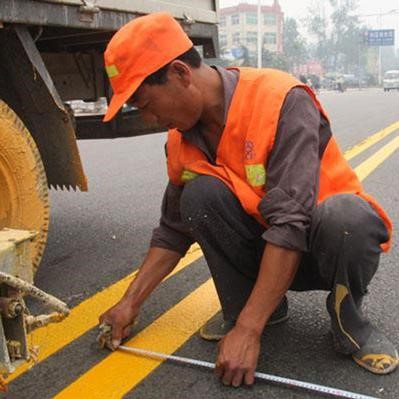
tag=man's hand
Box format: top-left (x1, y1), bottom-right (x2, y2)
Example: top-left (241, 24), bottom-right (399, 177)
top-left (98, 247), bottom-right (182, 350)
top-left (99, 298), bottom-right (139, 350)
top-left (215, 324), bottom-right (261, 387)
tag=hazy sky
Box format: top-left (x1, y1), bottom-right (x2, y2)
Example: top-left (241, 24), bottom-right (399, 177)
top-left (219, 0), bottom-right (399, 47)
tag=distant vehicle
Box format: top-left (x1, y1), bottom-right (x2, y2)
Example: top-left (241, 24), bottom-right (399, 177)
top-left (383, 70), bottom-right (399, 92)
top-left (321, 73), bottom-right (347, 91)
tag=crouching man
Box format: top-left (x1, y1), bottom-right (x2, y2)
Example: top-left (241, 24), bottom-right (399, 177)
top-left (99, 12), bottom-right (398, 387)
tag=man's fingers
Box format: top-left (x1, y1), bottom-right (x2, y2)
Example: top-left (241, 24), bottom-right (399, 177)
top-left (244, 368), bottom-right (255, 386)
top-left (214, 359), bottom-right (223, 379)
top-left (110, 338), bottom-right (120, 350)
top-left (231, 369), bottom-right (245, 388)
top-left (109, 324), bottom-right (124, 349)
top-left (122, 325), bottom-right (132, 338)
top-left (221, 368), bottom-right (234, 386)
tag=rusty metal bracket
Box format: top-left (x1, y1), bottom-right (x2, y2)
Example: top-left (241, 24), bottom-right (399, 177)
top-left (0, 229), bottom-right (69, 375)
top-left (79, 0), bottom-right (100, 23)
top-left (0, 272), bottom-right (69, 317)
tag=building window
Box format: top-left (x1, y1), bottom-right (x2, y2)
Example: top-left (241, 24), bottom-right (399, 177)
top-left (220, 34), bottom-right (227, 47)
top-left (264, 14), bottom-right (276, 25)
top-left (247, 32), bottom-right (257, 45)
top-left (220, 16), bottom-right (226, 27)
top-left (231, 14), bottom-right (240, 25)
top-left (264, 32), bottom-right (277, 44)
top-left (232, 32), bottom-right (241, 45)
top-left (246, 12), bottom-right (257, 25)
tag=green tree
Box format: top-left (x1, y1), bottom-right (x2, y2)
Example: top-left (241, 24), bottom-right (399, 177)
top-left (262, 49), bottom-right (289, 71)
top-left (305, 0), bottom-right (368, 74)
top-left (305, 0), bottom-right (330, 67)
top-left (329, 0), bottom-right (366, 73)
top-left (283, 17), bottom-right (308, 70)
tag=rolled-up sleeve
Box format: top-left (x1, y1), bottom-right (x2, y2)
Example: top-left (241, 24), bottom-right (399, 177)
top-left (259, 88), bottom-right (321, 252)
top-left (150, 181), bottom-right (195, 256)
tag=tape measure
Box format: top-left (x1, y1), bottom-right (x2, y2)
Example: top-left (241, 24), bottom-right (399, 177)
top-left (118, 345), bottom-right (380, 399)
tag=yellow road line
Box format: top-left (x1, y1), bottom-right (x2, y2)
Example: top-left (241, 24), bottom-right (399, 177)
top-left (344, 120), bottom-right (399, 161)
top-left (54, 279), bottom-right (220, 399)
top-left (354, 134), bottom-right (399, 181)
top-left (6, 244), bottom-right (203, 383)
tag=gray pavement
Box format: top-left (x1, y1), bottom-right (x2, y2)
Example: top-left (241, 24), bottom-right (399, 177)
top-left (6, 87), bottom-right (399, 399)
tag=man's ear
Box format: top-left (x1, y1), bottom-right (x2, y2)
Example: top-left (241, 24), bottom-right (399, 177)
top-left (168, 60), bottom-right (192, 87)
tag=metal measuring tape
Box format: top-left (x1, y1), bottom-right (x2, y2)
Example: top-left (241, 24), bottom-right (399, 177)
top-left (118, 345), bottom-right (380, 399)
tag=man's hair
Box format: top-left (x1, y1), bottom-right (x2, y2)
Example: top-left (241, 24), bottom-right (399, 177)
top-left (143, 47), bottom-right (202, 85)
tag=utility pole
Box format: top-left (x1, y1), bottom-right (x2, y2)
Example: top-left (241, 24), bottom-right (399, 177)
top-left (257, 0), bottom-right (262, 68)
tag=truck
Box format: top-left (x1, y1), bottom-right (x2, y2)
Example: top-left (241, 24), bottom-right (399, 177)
top-left (0, 0), bottom-right (219, 377)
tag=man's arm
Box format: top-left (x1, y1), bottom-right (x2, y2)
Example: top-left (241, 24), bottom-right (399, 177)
top-left (216, 243), bottom-right (301, 386)
top-left (100, 246), bottom-right (182, 348)
top-left (236, 243), bottom-right (301, 335)
top-left (100, 181), bottom-right (193, 348)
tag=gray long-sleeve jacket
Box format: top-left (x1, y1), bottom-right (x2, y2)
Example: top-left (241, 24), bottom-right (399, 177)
top-left (150, 67), bottom-right (332, 255)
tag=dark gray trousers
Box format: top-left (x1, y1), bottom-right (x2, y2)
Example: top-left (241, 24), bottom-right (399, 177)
top-left (180, 176), bottom-right (389, 354)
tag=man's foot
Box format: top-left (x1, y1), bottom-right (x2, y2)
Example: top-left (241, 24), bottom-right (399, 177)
top-left (199, 296), bottom-right (289, 341)
top-left (352, 327), bottom-right (399, 375)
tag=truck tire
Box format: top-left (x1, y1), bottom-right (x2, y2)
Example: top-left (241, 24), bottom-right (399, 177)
top-left (0, 100), bottom-right (49, 274)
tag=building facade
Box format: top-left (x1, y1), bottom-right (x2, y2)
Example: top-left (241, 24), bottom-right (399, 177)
top-left (219, 1), bottom-right (284, 59)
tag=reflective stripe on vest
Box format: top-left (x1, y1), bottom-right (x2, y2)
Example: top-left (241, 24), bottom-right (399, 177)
top-left (181, 170), bottom-right (199, 182)
top-left (245, 164), bottom-right (266, 187)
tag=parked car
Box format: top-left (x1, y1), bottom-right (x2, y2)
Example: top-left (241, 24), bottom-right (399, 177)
top-left (383, 70), bottom-right (399, 92)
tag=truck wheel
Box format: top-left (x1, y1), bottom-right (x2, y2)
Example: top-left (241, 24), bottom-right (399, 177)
top-left (0, 100), bottom-right (49, 274)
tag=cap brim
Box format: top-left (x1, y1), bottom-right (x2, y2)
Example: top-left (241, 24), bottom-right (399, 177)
top-left (102, 78), bottom-right (143, 122)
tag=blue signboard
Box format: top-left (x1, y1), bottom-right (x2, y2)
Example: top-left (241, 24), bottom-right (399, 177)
top-left (366, 29), bottom-right (395, 46)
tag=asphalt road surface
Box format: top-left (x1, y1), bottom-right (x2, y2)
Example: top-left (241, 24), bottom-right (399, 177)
top-left (4, 88), bottom-right (399, 399)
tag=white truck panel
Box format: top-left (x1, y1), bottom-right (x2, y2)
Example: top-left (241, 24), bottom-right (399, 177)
top-left (37, 0), bottom-right (219, 23)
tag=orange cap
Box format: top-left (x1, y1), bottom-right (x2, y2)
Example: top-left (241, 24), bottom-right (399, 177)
top-left (103, 12), bottom-right (193, 122)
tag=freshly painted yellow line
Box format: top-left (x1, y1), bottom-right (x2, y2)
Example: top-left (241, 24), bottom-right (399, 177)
top-left (344, 120), bottom-right (399, 161)
top-left (6, 244), bottom-right (203, 383)
top-left (354, 134), bottom-right (399, 181)
top-left (53, 279), bottom-right (220, 399)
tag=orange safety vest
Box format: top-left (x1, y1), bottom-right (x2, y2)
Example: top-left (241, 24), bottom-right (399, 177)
top-left (167, 68), bottom-right (392, 252)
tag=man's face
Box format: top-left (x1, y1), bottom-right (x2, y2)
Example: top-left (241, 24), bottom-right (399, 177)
top-left (128, 61), bottom-right (203, 132)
